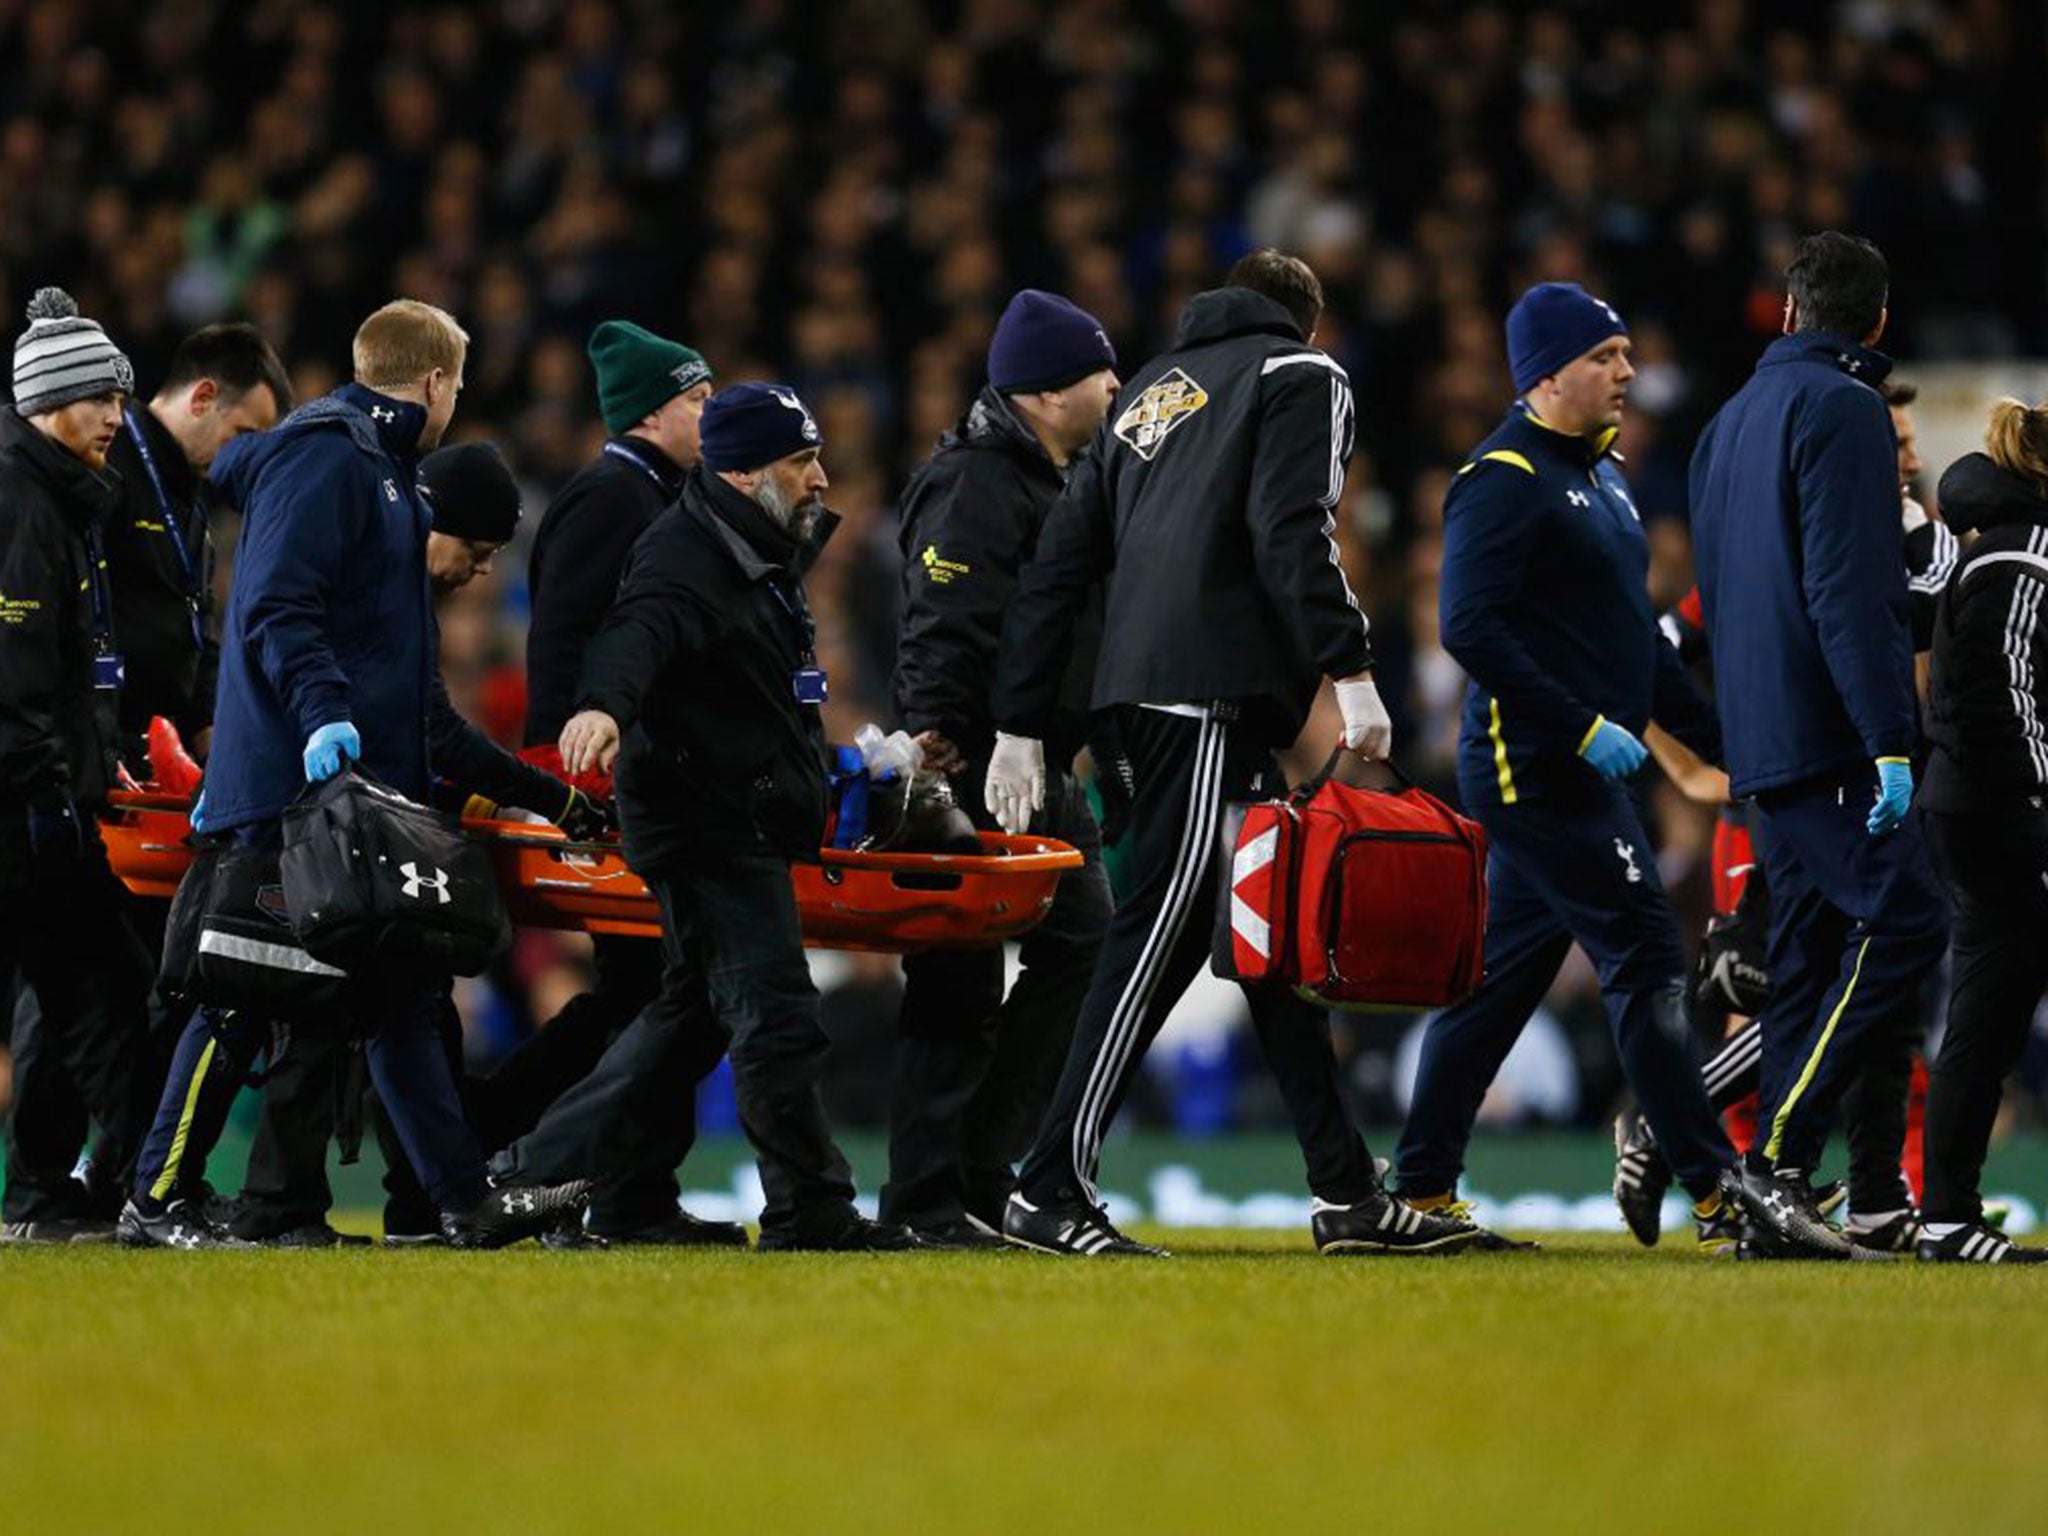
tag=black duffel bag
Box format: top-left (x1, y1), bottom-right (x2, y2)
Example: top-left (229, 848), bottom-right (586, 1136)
top-left (280, 768), bottom-right (509, 977)
top-left (160, 834), bottom-right (352, 1021)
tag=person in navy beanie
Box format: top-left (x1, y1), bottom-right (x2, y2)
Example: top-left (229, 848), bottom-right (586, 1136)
top-left (1392, 279), bottom-right (1741, 1253)
top-left (489, 380), bottom-right (923, 1252)
top-left (987, 289), bottom-right (1117, 394)
top-left (883, 289), bottom-right (1120, 1245)
top-left (1506, 282), bottom-right (1628, 396)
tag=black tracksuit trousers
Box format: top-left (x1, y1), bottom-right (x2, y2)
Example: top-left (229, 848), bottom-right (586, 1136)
top-left (1923, 807), bottom-right (2048, 1224)
top-left (1014, 707), bottom-right (1378, 1210)
top-left (1, 829), bottom-right (157, 1223)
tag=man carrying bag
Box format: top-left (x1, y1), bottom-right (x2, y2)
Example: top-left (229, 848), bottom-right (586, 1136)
top-left (119, 300), bottom-right (586, 1249)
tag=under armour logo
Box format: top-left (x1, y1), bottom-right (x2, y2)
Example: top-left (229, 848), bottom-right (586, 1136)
top-left (1567, 490), bottom-right (1590, 507)
top-left (1613, 837), bottom-right (1643, 885)
top-left (383, 479), bottom-right (399, 502)
top-left (399, 861), bottom-right (451, 904)
top-left (370, 405), bottom-right (396, 422)
top-left (502, 1190), bottom-right (537, 1214)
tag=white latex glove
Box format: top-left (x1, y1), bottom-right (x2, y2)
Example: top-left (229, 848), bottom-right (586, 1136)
top-left (560, 709), bottom-right (622, 777)
top-left (985, 731), bottom-right (1045, 835)
top-left (1335, 674), bottom-right (1393, 760)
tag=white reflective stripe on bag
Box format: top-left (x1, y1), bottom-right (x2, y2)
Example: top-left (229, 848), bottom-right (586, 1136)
top-left (198, 929), bottom-right (347, 977)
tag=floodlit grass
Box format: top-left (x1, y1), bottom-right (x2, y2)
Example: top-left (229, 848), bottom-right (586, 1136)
top-left (6, 1229), bottom-right (2046, 1534)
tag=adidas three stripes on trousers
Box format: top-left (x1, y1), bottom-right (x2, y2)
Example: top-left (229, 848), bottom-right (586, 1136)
top-left (1013, 705), bottom-right (1380, 1210)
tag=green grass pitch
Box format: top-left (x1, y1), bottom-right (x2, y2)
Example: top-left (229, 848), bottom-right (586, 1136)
top-left (7, 1229), bottom-right (2047, 1534)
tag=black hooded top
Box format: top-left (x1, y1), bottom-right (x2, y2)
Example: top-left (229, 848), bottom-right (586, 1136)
top-left (1922, 451), bottom-right (2048, 812)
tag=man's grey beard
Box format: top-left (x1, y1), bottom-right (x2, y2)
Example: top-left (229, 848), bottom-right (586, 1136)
top-left (752, 475), bottom-right (821, 543)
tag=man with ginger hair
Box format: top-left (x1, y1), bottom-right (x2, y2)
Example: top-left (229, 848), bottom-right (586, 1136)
top-left (120, 300), bottom-right (588, 1250)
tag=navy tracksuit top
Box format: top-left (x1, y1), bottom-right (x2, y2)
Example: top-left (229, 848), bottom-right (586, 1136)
top-left (1441, 405), bottom-right (1719, 809)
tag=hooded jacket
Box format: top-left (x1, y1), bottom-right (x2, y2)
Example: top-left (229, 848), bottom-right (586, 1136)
top-left (524, 435), bottom-right (686, 747)
top-left (0, 408), bottom-right (125, 811)
top-left (1689, 331), bottom-right (1917, 797)
top-left (1923, 452), bottom-right (2048, 813)
top-left (1442, 404), bottom-right (1720, 809)
top-left (576, 467), bottom-right (834, 868)
top-left (991, 287), bottom-right (1371, 749)
top-left (894, 385), bottom-right (1102, 769)
top-left (201, 383), bottom-right (434, 831)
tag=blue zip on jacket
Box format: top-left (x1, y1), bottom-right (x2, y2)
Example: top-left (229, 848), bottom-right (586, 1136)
top-left (1688, 333), bottom-right (1916, 798)
top-left (1442, 405), bottom-right (1720, 808)
top-left (201, 383), bottom-right (433, 831)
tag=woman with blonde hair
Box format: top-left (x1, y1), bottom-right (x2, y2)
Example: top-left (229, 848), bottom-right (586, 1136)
top-left (1916, 396), bottom-right (2048, 1262)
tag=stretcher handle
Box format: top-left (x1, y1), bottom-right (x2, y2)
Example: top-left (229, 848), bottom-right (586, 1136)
top-left (1291, 744), bottom-right (1416, 804)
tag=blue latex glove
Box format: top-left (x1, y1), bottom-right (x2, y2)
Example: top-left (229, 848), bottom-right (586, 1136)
top-left (1578, 717), bottom-right (1648, 781)
top-left (303, 720), bottom-right (362, 783)
top-left (1868, 757), bottom-right (1913, 836)
top-left (189, 790), bottom-right (207, 833)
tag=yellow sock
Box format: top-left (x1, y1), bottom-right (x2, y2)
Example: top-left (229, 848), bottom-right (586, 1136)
top-left (1406, 1192), bottom-right (1454, 1212)
top-left (1692, 1194), bottom-right (1723, 1220)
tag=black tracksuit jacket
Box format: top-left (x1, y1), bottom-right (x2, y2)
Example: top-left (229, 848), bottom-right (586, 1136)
top-left (0, 408), bottom-right (125, 814)
top-left (1923, 452), bottom-right (2048, 813)
top-left (576, 468), bottom-right (832, 870)
top-left (991, 287), bottom-right (1372, 750)
top-left (524, 436), bottom-right (686, 748)
top-left (102, 404), bottom-right (220, 758)
top-left (894, 385), bottom-right (1101, 770)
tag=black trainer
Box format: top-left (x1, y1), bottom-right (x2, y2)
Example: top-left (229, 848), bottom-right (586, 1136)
top-left (911, 1216), bottom-right (1013, 1252)
top-left (756, 1212), bottom-right (924, 1252)
top-left (1312, 1191), bottom-right (1484, 1255)
top-left (1002, 1193), bottom-right (1168, 1257)
top-left (1695, 1192), bottom-right (1743, 1257)
top-left (116, 1198), bottom-right (255, 1250)
top-left (1, 1215), bottom-right (117, 1245)
top-left (442, 1180), bottom-right (593, 1249)
top-left (1721, 1163), bottom-right (1851, 1260)
top-left (1612, 1112), bottom-right (1672, 1247)
top-left (1846, 1207), bottom-right (1921, 1254)
top-left (1917, 1222), bottom-right (2048, 1264)
top-left (252, 1223), bottom-right (372, 1249)
top-left (589, 1209), bottom-right (751, 1249)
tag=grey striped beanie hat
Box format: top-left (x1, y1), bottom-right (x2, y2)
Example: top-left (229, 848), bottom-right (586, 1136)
top-left (13, 287), bottom-right (134, 415)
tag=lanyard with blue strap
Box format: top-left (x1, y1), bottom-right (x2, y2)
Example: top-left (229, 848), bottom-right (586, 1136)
top-left (602, 439), bottom-right (669, 491)
top-left (83, 518), bottom-right (122, 691)
top-left (122, 406), bottom-right (206, 650)
top-left (765, 573), bottom-right (828, 704)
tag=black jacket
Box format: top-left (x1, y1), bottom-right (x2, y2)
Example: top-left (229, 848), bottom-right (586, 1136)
top-left (1923, 453), bottom-right (2048, 812)
top-left (0, 408), bottom-right (126, 811)
top-left (524, 436), bottom-right (685, 748)
top-left (103, 403), bottom-right (220, 759)
top-left (991, 288), bottom-right (1372, 749)
top-left (577, 468), bottom-right (831, 869)
top-left (895, 386), bottom-right (1101, 768)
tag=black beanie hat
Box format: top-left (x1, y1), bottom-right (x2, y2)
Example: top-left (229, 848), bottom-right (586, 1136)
top-left (419, 442), bottom-right (522, 543)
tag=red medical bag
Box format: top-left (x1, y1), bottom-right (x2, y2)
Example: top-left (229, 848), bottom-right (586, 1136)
top-left (1217, 752), bottom-right (1487, 1010)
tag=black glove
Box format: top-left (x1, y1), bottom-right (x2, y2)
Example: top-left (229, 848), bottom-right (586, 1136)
top-left (26, 792), bottom-right (86, 868)
top-left (553, 785), bottom-right (617, 842)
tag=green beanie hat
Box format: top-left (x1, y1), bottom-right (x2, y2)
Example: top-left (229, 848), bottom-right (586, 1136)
top-left (587, 321), bottom-right (712, 435)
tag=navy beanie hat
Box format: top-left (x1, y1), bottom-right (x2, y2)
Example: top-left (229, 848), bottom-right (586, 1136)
top-left (420, 442), bottom-right (522, 543)
top-left (988, 289), bottom-right (1117, 393)
top-left (1506, 282), bottom-right (1628, 394)
top-left (698, 382), bottom-right (823, 472)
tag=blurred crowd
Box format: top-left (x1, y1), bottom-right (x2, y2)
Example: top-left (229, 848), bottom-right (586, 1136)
top-left (4, 0), bottom-right (2043, 1135)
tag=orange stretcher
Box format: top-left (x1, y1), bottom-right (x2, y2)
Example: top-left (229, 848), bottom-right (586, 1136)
top-left (99, 791), bottom-right (1083, 955)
